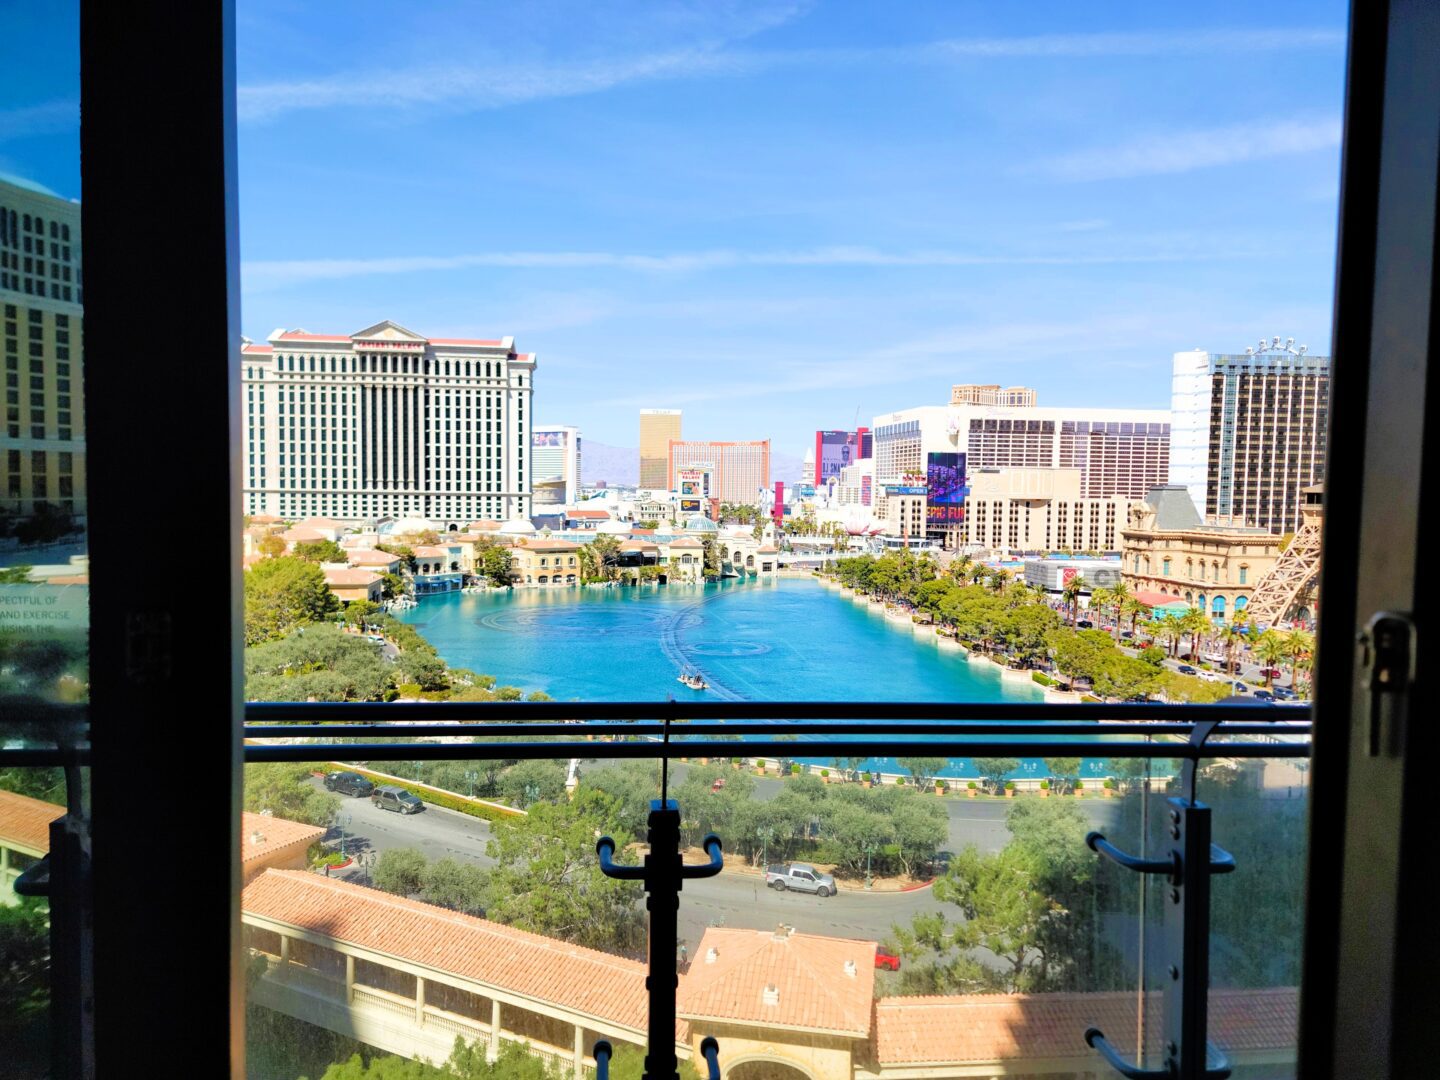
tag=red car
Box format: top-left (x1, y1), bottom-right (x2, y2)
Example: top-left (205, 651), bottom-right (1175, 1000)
top-left (711, 777), bottom-right (726, 793)
top-left (1258, 667), bottom-right (1283, 679)
top-left (875, 949), bottom-right (902, 971)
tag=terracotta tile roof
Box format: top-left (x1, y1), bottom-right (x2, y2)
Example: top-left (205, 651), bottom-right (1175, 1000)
top-left (679, 927), bottom-right (875, 1036)
top-left (567, 510), bottom-right (611, 520)
top-left (757, 545), bottom-right (779, 553)
top-left (630, 528), bottom-right (657, 536)
top-left (666, 538), bottom-right (702, 548)
top-left (282, 527), bottom-right (328, 544)
top-left (0, 789), bottom-right (65, 853)
top-left (242, 343), bottom-right (274, 354)
top-left (250, 514), bottom-right (282, 524)
top-left (243, 870), bottom-right (673, 1038)
top-left (346, 549), bottom-right (402, 567)
top-left (517, 540), bottom-right (581, 552)
top-left (297, 517), bottom-right (343, 529)
top-left (241, 812), bottom-right (326, 871)
top-left (243, 554), bottom-right (265, 568)
top-left (322, 568), bottom-right (382, 587)
top-left (467, 520), bottom-right (503, 530)
top-left (276, 331), bottom-right (350, 342)
top-left (620, 541), bottom-right (659, 552)
top-left (872, 989), bottom-right (1298, 1065)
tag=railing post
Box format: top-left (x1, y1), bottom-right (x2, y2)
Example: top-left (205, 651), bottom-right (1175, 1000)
top-left (573, 1023), bottom-right (584, 1080)
top-left (489, 999), bottom-right (501, 1062)
top-left (416, 975), bottom-right (426, 1025)
top-left (1084, 796), bottom-right (1235, 1080)
top-left (597, 798), bottom-right (722, 1080)
top-left (345, 954), bottom-right (354, 1004)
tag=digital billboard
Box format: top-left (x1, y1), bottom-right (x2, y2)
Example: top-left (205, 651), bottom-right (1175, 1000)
top-left (678, 498), bottom-right (702, 514)
top-left (925, 451), bottom-right (967, 529)
top-left (532, 430), bottom-right (568, 449)
top-left (815, 429), bottom-right (861, 485)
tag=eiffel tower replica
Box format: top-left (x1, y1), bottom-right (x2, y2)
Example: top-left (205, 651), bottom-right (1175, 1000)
top-left (1244, 485), bottom-right (1322, 627)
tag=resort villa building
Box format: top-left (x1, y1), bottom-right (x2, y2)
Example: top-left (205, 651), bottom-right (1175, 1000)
top-left (1120, 485), bottom-right (1282, 622)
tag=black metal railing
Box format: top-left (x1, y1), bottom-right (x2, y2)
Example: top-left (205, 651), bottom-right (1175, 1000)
top-left (6, 702), bottom-right (1311, 1080)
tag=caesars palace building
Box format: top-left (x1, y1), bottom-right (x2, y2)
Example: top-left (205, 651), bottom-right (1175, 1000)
top-left (240, 320), bottom-right (535, 525)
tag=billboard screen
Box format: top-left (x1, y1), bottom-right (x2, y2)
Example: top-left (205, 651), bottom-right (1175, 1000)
top-left (532, 430), bottom-right (568, 449)
top-left (815, 430), bottom-right (861, 485)
top-left (679, 498), bottom-right (702, 514)
top-left (926, 452), bottom-right (968, 529)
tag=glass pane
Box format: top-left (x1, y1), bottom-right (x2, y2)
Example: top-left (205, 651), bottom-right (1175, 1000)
top-left (1, 4), bottom-right (86, 718)
top-left (242, 747), bottom-right (653, 1079)
top-left (0, 766), bottom-right (72, 1076)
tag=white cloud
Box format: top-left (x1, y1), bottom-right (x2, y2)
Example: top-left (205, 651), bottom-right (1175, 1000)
top-left (242, 243), bottom-right (1270, 292)
top-left (0, 100), bottom-right (79, 143)
top-left (1037, 115), bottom-right (1343, 181)
top-left (237, 27), bottom-right (1344, 123)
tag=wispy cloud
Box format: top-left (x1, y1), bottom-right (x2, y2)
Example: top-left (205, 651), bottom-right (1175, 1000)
top-left (243, 242), bottom-right (1283, 292)
top-left (0, 99), bottom-right (79, 143)
top-left (237, 27), bottom-right (1345, 123)
top-left (1037, 115), bottom-right (1343, 181)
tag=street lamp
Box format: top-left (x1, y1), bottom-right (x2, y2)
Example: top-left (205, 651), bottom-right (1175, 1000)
top-left (756, 826), bottom-right (773, 868)
top-left (337, 812), bottom-right (352, 860)
top-left (523, 782), bottom-right (540, 808)
top-left (464, 769), bottom-right (478, 798)
top-left (863, 840), bottom-right (875, 891)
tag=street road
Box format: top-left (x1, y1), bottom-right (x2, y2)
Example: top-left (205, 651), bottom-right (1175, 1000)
top-left (308, 774), bottom-right (1120, 949)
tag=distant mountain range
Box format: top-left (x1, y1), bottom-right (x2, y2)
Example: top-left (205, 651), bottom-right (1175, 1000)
top-left (580, 441), bottom-right (805, 489)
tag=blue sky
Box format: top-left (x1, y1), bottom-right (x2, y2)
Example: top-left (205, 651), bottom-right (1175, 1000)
top-left (4, 2), bottom-right (1348, 454)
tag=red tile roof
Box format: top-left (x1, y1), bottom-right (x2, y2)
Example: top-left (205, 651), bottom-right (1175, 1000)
top-left (467, 520), bottom-right (503, 530)
top-left (431, 338), bottom-right (503, 347)
top-left (679, 927), bottom-right (875, 1036)
top-left (276, 331), bottom-right (350, 342)
top-left (241, 812), bottom-right (325, 872)
top-left (517, 540), bottom-right (582, 553)
top-left (322, 568), bottom-right (382, 587)
top-left (243, 870), bottom-right (673, 1038)
top-left (345, 549), bottom-right (402, 567)
top-left (242, 343), bottom-right (274, 354)
top-left (0, 789), bottom-right (65, 853)
top-left (251, 514), bottom-right (282, 524)
top-left (667, 538), bottom-right (702, 548)
top-left (282, 527), bottom-right (328, 544)
top-left (412, 545), bottom-right (451, 557)
top-left (567, 510), bottom-right (611, 520)
top-left (873, 989), bottom-right (1298, 1065)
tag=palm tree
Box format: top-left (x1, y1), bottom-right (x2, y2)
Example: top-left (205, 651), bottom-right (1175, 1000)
top-left (1179, 608), bottom-right (1210, 664)
top-left (1254, 631), bottom-right (1289, 690)
top-left (986, 567), bottom-right (1012, 593)
top-left (1155, 615), bottom-right (1183, 658)
top-left (966, 563), bottom-right (987, 586)
top-left (1282, 629), bottom-right (1315, 690)
top-left (1106, 580), bottom-right (1132, 640)
top-left (1216, 622), bottom-right (1247, 676)
top-left (1089, 586), bottom-right (1113, 633)
top-left (1121, 597), bottom-right (1151, 638)
top-left (949, 554), bottom-right (974, 583)
top-left (1060, 575), bottom-right (1088, 627)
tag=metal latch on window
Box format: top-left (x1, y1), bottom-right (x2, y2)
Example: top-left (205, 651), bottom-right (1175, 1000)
top-left (1358, 612), bottom-right (1415, 757)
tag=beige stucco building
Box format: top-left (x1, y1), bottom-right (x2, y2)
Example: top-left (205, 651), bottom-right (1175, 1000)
top-left (510, 538), bottom-right (583, 585)
top-left (1120, 485), bottom-right (1282, 622)
top-left (951, 467), bottom-right (1131, 555)
top-left (1, 176), bottom-right (86, 526)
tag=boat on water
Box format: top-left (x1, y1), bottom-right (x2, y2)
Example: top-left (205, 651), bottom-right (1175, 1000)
top-left (677, 671), bottom-right (709, 691)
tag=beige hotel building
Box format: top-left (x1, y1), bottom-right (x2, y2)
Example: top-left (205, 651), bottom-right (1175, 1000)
top-left (1, 176), bottom-right (85, 525)
top-left (240, 320), bottom-right (535, 525)
top-left (639, 408), bottom-right (682, 489)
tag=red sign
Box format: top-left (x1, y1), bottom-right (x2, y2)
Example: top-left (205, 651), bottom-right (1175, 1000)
top-left (1061, 567), bottom-right (1078, 585)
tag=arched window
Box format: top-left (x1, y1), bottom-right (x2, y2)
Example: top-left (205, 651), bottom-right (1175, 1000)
top-left (1185, 591), bottom-right (1193, 604)
top-left (1186, 558), bottom-right (1194, 578)
top-left (1212, 596), bottom-right (1226, 615)
top-left (1235, 595), bottom-right (1249, 610)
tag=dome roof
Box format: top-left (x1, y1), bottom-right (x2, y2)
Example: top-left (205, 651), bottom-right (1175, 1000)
top-left (378, 517), bottom-right (439, 536)
top-left (683, 516), bottom-right (718, 533)
top-left (499, 516), bottom-right (537, 535)
top-left (595, 519), bottom-right (633, 535)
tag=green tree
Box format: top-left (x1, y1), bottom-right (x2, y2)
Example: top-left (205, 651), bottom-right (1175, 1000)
top-left (891, 794), bottom-right (949, 878)
top-left (1060, 574), bottom-right (1088, 626)
top-left (483, 796), bottom-right (645, 953)
top-left (421, 857), bottom-right (490, 916)
top-left (1254, 630), bottom-right (1289, 689)
top-left (243, 763), bottom-right (340, 828)
top-left (1046, 628), bottom-right (1116, 689)
top-left (374, 848), bottom-right (429, 897)
top-left (0, 565), bottom-right (33, 584)
top-left (293, 539), bottom-right (348, 563)
top-left (974, 757), bottom-right (1019, 795)
top-left (1044, 757), bottom-right (1081, 795)
top-left (245, 623), bottom-right (395, 702)
top-left (0, 897), bottom-right (50, 1021)
top-left (244, 556), bottom-right (341, 645)
top-left (898, 756), bottom-right (946, 791)
top-left (498, 759), bottom-right (567, 808)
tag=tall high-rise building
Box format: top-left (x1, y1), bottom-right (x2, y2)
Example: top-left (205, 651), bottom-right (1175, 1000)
top-left (639, 409), bottom-right (682, 489)
top-left (1171, 342), bottom-right (1331, 535)
top-left (872, 402), bottom-right (1169, 500)
top-left (531, 425), bottom-right (582, 506)
top-left (240, 320), bottom-right (536, 524)
top-left (1, 176), bottom-right (85, 524)
top-left (950, 384), bottom-right (1038, 407)
top-left (668, 440), bottom-right (770, 504)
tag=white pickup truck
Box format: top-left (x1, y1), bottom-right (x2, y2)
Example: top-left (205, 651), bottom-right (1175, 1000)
top-left (765, 863), bottom-right (836, 897)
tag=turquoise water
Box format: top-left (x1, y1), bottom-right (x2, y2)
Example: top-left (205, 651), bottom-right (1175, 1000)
top-left (394, 577), bottom-right (1113, 781)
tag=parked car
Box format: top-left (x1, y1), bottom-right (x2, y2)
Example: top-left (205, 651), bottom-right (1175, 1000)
top-left (371, 785), bottom-right (424, 814)
top-left (1119, 630), bottom-right (1135, 640)
top-left (1253, 690), bottom-right (1275, 702)
top-left (1272, 686), bottom-right (1297, 700)
top-left (324, 771), bottom-right (375, 798)
top-left (1230, 682), bottom-right (1250, 693)
top-left (765, 863), bottom-right (836, 897)
top-left (875, 948), bottom-right (902, 971)
top-left (710, 777), bottom-right (726, 792)
top-left (1077, 619), bottom-right (1094, 629)
top-left (1177, 665), bottom-right (1198, 676)
top-left (1259, 667), bottom-right (1283, 679)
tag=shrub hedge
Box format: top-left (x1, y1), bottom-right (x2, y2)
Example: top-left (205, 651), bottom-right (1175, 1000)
top-left (319, 763), bottom-right (525, 822)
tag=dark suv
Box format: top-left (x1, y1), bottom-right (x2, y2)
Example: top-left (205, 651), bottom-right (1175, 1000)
top-left (324, 771), bottom-right (375, 797)
top-left (372, 786), bottom-right (424, 814)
